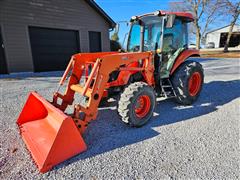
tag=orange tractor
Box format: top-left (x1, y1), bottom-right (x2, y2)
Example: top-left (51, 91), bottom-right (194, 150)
top-left (17, 11), bottom-right (203, 173)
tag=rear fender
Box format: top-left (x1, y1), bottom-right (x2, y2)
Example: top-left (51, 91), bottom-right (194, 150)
top-left (170, 49), bottom-right (200, 75)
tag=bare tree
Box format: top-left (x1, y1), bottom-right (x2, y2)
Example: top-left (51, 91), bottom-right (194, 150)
top-left (223, 1), bottom-right (240, 52)
top-left (170, 0), bottom-right (224, 49)
top-left (111, 32), bottom-right (119, 41)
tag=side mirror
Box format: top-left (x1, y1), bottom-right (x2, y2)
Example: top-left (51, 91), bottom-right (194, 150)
top-left (166, 14), bottom-right (176, 28)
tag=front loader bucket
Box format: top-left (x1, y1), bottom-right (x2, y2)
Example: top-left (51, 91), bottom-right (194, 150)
top-left (17, 92), bottom-right (87, 173)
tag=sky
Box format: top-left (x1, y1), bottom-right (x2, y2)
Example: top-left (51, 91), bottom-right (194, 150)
top-left (95, 0), bottom-right (175, 21)
top-left (95, 0), bottom-right (179, 44)
top-left (95, 0), bottom-right (237, 45)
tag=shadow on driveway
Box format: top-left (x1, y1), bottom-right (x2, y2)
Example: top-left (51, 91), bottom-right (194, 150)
top-left (55, 79), bottom-right (240, 170)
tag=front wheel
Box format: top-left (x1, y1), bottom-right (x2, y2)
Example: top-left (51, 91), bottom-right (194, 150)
top-left (118, 82), bottom-right (156, 127)
top-left (171, 60), bottom-right (204, 105)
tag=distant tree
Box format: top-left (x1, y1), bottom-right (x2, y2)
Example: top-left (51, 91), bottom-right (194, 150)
top-left (170, 0), bottom-right (225, 49)
top-left (110, 25), bottom-right (122, 51)
top-left (110, 40), bottom-right (121, 51)
top-left (111, 32), bottom-right (119, 42)
top-left (223, 0), bottom-right (240, 52)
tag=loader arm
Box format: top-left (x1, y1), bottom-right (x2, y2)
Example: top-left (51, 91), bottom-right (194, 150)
top-left (52, 52), bottom-right (154, 134)
top-left (53, 52), bottom-right (117, 111)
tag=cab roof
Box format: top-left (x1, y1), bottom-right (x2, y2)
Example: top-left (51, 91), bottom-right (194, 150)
top-left (139, 10), bottom-right (194, 22)
top-left (160, 11), bottom-right (194, 22)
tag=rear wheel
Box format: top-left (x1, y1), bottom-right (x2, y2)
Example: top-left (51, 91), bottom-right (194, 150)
top-left (171, 60), bottom-right (204, 105)
top-left (118, 82), bottom-right (156, 127)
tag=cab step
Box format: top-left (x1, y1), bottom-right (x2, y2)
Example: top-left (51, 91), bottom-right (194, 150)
top-left (161, 78), bottom-right (176, 98)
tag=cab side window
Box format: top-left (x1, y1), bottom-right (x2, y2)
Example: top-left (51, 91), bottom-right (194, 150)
top-left (162, 34), bottom-right (173, 52)
top-left (163, 18), bottom-right (187, 53)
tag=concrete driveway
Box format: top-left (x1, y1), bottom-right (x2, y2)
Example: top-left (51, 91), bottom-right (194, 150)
top-left (0, 58), bottom-right (239, 179)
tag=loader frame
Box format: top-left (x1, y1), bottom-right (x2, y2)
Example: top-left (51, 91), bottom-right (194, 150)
top-left (52, 52), bottom-right (155, 133)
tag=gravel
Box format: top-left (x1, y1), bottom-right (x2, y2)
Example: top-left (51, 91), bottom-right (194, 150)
top-left (0, 58), bottom-right (239, 179)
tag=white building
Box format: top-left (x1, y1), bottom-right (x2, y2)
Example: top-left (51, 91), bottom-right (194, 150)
top-left (205, 25), bottom-right (240, 48)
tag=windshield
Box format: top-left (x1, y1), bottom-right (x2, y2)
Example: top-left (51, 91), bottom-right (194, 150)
top-left (127, 16), bottom-right (163, 52)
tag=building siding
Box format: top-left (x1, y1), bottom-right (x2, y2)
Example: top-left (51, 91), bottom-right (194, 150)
top-left (0, 0), bottom-right (111, 73)
top-left (206, 25), bottom-right (240, 48)
top-left (206, 33), bottom-right (221, 48)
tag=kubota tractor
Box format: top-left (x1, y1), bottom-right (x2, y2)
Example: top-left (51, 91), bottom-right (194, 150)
top-left (17, 11), bottom-right (204, 173)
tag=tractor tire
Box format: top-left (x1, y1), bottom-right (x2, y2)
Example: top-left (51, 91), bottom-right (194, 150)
top-left (118, 82), bottom-right (156, 127)
top-left (171, 60), bottom-right (204, 105)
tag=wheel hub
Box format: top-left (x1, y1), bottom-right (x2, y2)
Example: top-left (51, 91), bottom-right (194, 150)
top-left (134, 95), bottom-right (151, 118)
top-left (188, 72), bottom-right (202, 96)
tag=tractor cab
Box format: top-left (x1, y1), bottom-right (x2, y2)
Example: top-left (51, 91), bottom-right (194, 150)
top-left (127, 11), bottom-right (194, 78)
